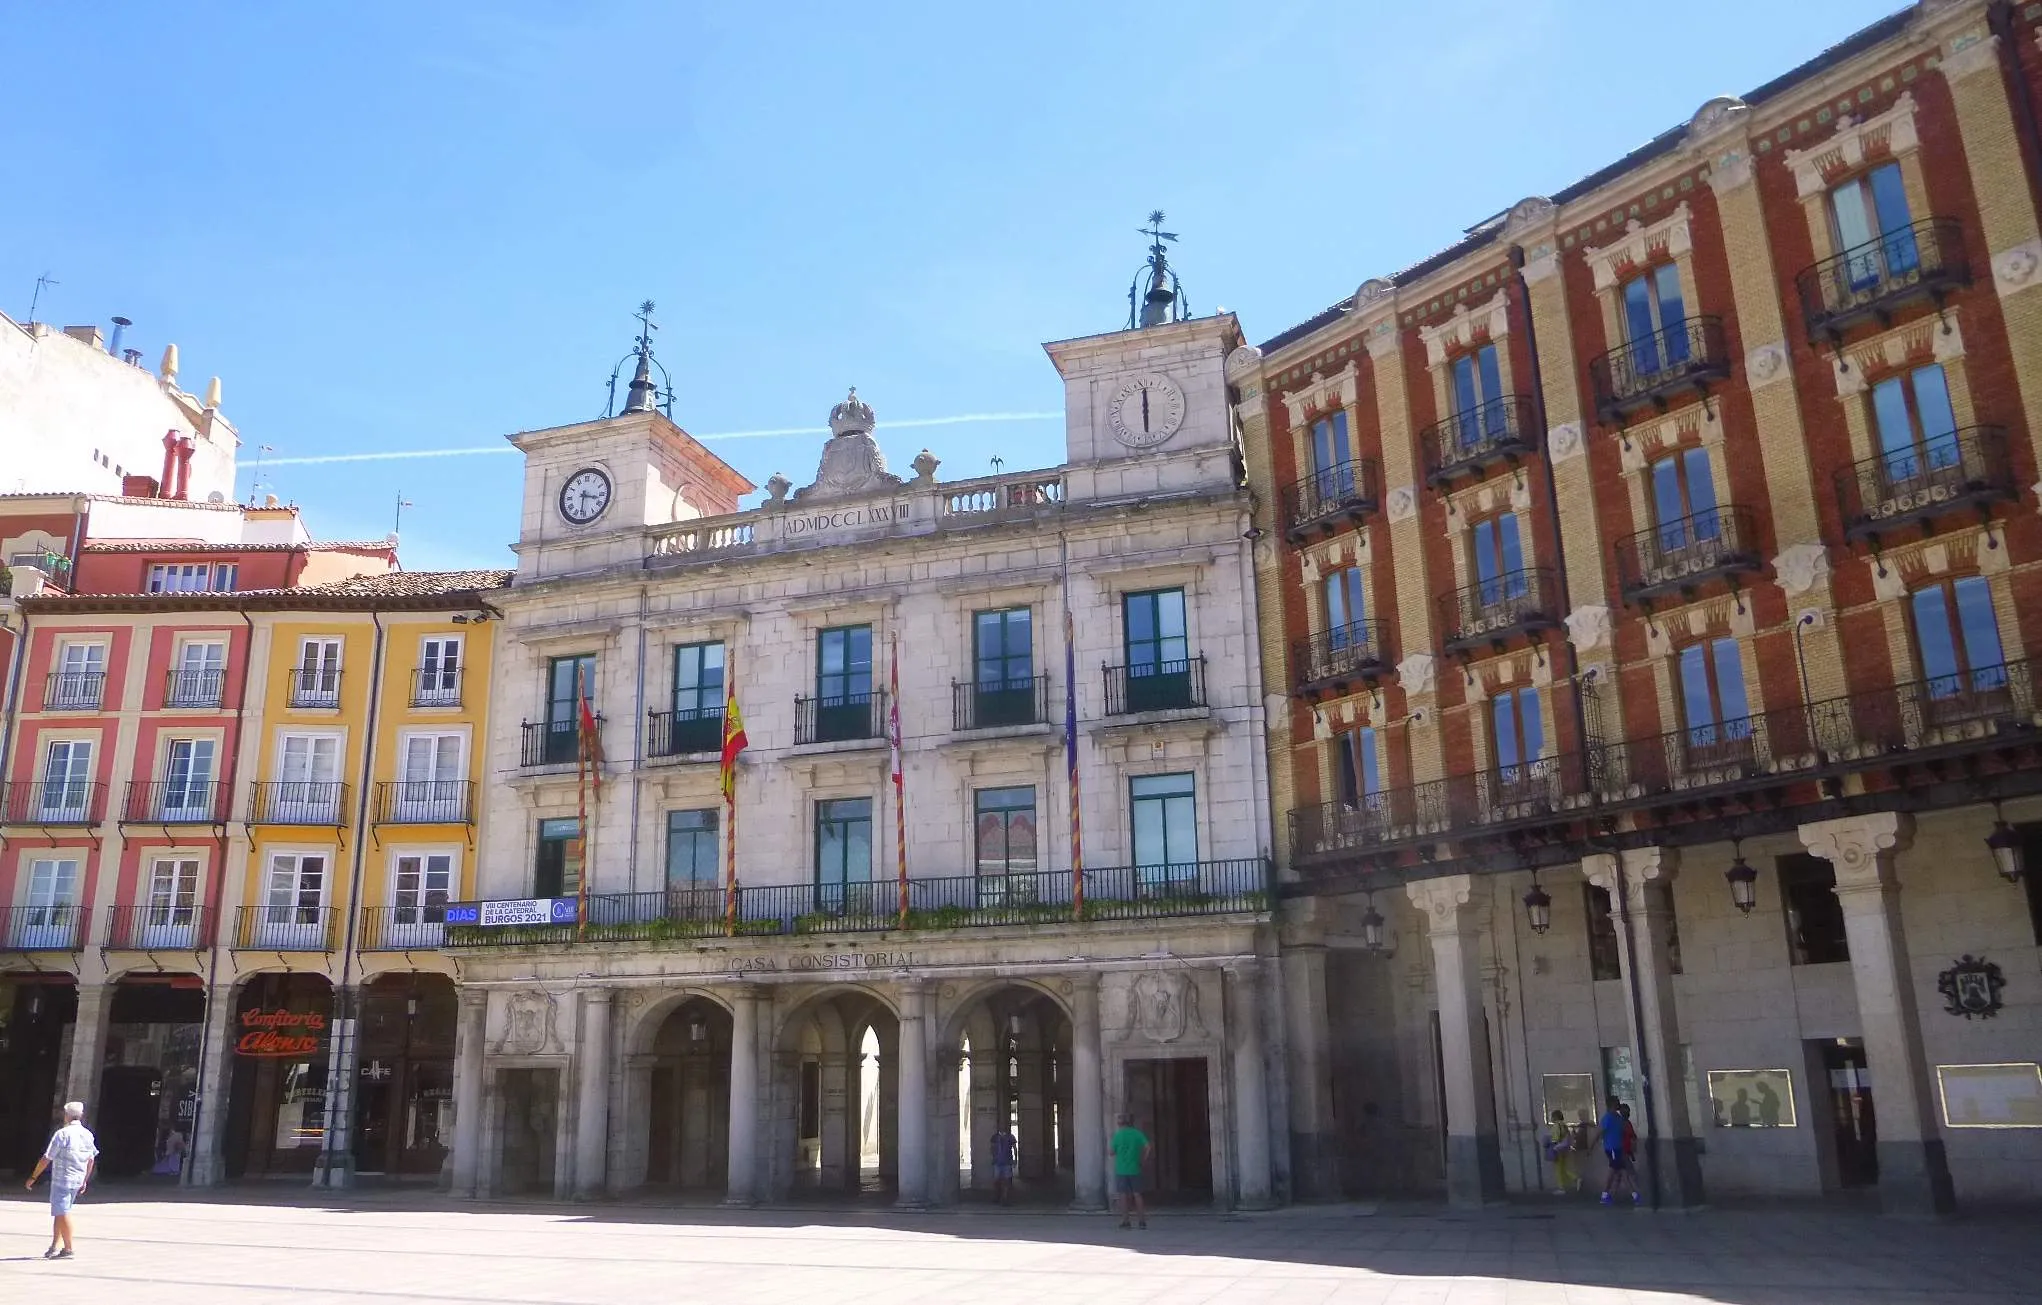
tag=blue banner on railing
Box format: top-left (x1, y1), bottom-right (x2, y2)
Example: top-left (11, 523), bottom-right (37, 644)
top-left (444, 898), bottom-right (578, 927)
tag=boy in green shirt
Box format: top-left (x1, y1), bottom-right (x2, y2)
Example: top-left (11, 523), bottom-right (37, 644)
top-left (1108, 1113), bottom-right (1151, 1229)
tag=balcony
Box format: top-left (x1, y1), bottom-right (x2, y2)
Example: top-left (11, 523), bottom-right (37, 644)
top-left (0, 781), bottom-right (107, 825)
top-left (1834, 427), bottom-right (2015, 543)
top-left (164, 668), bottom-right (225, 709)
top-left (520, 715), bottom-right (603, 769)
top-left (1291, 753), bottom-right (1607, 862)
top-left (124, 780), bottom-right (220, 824)
top-left (359, 904), bottom-right (449, 951)
top-left (647, 707), bottom-right (725, 758)
top-left (1437, 567), bottom-right (1560, 654)
top-left (373, 779), bottom-right (473, 824)
top-left (1797, 218), bottom-right (1969, 342)
top-left (411, 667), bottom-right (462, 708)
top-left (106, 903), bottom-right (213, 951)
top-left (1103, 657), bottom-right (1207, 716)
top-left (1614, 505), bottom-right (1764, 606)
top-left (953, 676), bottom-right (1050, 731)
top-left (233, 904), bottom-right (336, 951)
top-left (1290, 622), bottom-right (1388, 699)
top-left (441, 860), bottom-right (1270, 947)
top-left (1421, 395), bottom-right (1538, 487)
top-left (0, 905), bottom-right (84, 952)
top-left (287, 666), bottom-right (342, 709)
top-left (1590, 316), bottom-right (1730, 424)
top-left (43, 672), bottom-right (104, 711)
top-left (248, 780), bottom-right (348, 826)
top-left (1281, 459), bottom-right (1382, 540)
top-left (795, 691), bottom-right (886, 746)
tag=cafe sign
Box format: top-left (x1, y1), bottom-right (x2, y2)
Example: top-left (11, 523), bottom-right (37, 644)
top-left (237, 1009), bottom-right (327, 1058)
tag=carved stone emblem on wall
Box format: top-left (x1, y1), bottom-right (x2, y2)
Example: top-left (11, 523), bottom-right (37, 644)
top-left (1385, 484), bottom-right (1418, 522)
top-left (495, 990), bottom-right (559, 1055)
top-left (1994, 240), bottom-right (2042, 297)
top-left (1937, 955), bottom-right (2005, 1019)
top-left (1746, 341), bottom-right (1789, 390)
top-left (1129, 972), bottom-right (1201, 1043)
top-left (1772, 542), bottom-right (1832, 598)
top-left (1546, 422), bottom-right (1583, 462)
top-left (1396, 652), bottom-right (1436, 698)
top-left (1564, 604), bottom-right (1611, 652)
top-left (795, 388), bottom-right (902, 502)
top-left (1224, 343), bottom-right (1264, 381)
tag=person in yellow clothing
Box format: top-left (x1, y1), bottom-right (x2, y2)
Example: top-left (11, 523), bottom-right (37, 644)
top-left (1546, 1109), bottom-right (1578, 1195)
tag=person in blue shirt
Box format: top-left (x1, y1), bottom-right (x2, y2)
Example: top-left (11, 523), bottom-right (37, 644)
top-left (1598, 1096), bottom-right (1638, 1206)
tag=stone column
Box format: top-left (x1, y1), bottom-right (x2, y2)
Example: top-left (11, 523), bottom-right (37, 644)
top-left (1800, 814), bottom-right (1955, 1215)
top-left (313, 986), bottom-right (360, 1189)
top-left (1281, 943), bottom-right (1338, 1199)
top-left (573, 988), bottom-right (611, 1198)
top-left (1069, 976), bottom-right (1105, 1210)
top-left (894, 981), bottom-right (930, 1207)
top-left (63, 981), bottom-right (113, 1115)
top-left (185, 984), bottom-right (237, 1187)
top-left (451, 989), bottom-right (488, 1198)
top-left (1406, 875), bottom-right (1505, 1207)
top-left (1583, 849), bottom-right (1703, 1207)
top-left (724, 987), bottom-right (759, 1205)
top-left (1228, 963), bottom-right (1274, 1209)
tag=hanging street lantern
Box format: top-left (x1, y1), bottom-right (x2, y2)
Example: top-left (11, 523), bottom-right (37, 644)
top-left (1986, 805), bottom-right (2025, 884)
top-left (1522, 872), bottom-right (1552, 935)
top-left (1360, 896), bottom-right (1387, 953)
top-left (1725, 839), bottom-right (1759, 915)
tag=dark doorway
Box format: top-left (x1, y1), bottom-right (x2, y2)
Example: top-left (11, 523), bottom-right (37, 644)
top-left (1820, 1041), bottom-right (1878, 1188)
top-left (353, 974), bottom-right (456, 1178)
top-left (0, 978), bottom-right (75, 1175)
top-left (497, 1068), bottom-right (559, 1195)
top-left (645, 999), bottom-right (732, 1190)
top-left (97, 1066), bottom-right (161, 1177)
top-left (103, 980), bottom-right (204, 1180)
top-left (1122, 1058), bottom-right (1212, 1203)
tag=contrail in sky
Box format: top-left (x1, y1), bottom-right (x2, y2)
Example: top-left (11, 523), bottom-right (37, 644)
top-left (262, 411), bottom-right (1062, 466)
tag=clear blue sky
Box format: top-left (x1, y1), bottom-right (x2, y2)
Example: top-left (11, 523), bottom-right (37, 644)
top-left (8, 1), bottom-right (1900, 570)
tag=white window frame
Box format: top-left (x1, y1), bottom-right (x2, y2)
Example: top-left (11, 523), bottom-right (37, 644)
top-left (417, 635), bottom-right (463, 706)
top-left (139, 856), bottom-right (201, 948)
top-left (272, 731), bottom-right (344, 823)
top-left (50, 641), bottom-right (106, 709)
top-left (387, 848), bottom-right (456, 947)
top-left (160, 736), bottom-right (218, 820)
top-left (169, 639), bottom-right (227, 707)
top-left (17, 857), bottom-right (81, 948)
top-left (293, 637), bottom-right (344, 707)
top-left (257, 850), bottom-right (329, 948)
top-left (394, 731), bottom-right (467, 821)
top-left (38, 737), bottom-right (94, 819)
top-left (146, 562), bottom-right (237, 594)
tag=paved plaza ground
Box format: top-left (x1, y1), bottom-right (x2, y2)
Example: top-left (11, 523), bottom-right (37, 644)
top-left (0, 1189), bottom-right (2038, 1304)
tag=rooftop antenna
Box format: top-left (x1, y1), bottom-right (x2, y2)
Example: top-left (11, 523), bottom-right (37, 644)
top-left (990, 454), bottom-right (1005, 475)
top-left (604, 299), bottom-right (676, 418)
top-left (249, 444), bottom-right (274, 503)
top-left (27, 273), bottom-right (58, 322)
top-left (1127, 210), bottom-right (1189, 330)
top-left (393, 491), bottom-right (413, 537)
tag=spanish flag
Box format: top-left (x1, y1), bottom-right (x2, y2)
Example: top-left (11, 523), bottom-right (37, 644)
top-left (719, 685), bottom-right (747, 800)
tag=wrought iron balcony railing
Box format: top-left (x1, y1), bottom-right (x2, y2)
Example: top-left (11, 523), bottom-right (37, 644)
top-left (0, 905), bottom-right (85, 952)
top-left (43, 672), bottom-right (104, 711)
top-left (953, 676), bottom-right (1050, 731)
top-left (1834, 426), bottom-right (2015, 543)
top-left (1614, 505), bottom-right (1764, 605)
top-left (1797, 217), bottom-right (1968, 341)
top-left (124, 780), bottom-right (220, 824)
top-left (1281, 459), bottom-right (1382, 539)
top-left (1590, 316), bottom-right (1730, 424)
top-left (359, 904), bottom-right (450, 951)
top-left (412, 666), bottom-right (463, 708)
top-left (647, 707), bottom-right (725, 757)
top-left (1103, 657), bottom-right (1207, 715)
top-left (520, 715), bottom-right (603, 769)
top-left (794, 690), bottom-right (886, 745)
top-left (248, 780), bottom-right (348, 825)
top-left (164, 667), bottom-right (225, 708)
top-left (0, 781), bottom-right (107, 825)
top-left (106, 903), bottom-right (213, 951)
top-left (233, 904), bottom-right (336, 951)
top-left (287, 666), bottom-right (342, 709)
top-left (1437, 567), bottom-right (1560, 654)
top-left (373, 779), bottom-right (473, 824)
top-left (1290, 622), bottom-right (1387, 697)
top-left (1421, 395), bottom-right (1537, 487)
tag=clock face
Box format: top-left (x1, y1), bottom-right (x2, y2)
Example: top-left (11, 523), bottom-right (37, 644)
top-left (1107, 374), bottom-right (1187, 449)
top-left (558, 467), bottom-right (612, 525)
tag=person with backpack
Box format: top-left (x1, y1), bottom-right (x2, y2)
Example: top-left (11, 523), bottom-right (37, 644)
top-left (1598, 1095), bottom-right (1638, 1206)
top-left (1545, 1109), bottom-right (1577, 1195)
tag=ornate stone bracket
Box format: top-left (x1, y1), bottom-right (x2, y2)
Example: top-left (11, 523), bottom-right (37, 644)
top-left (1564, 604), bottom-right (1612, 653)
top-left (1396, 652), bottom-right (1437, 698)
top-left (1772, 542), bottom-right (1832, 598)
top-left (1797, 812), bottom-right (1914, 892)
top-left (1405, 874), bottom-right (1477, 932)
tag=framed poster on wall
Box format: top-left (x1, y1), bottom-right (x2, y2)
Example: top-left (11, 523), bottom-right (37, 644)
top-left (1704, 1069), bottom-right (1797, 1128)
top-left (1936, 1063), bottom-right (2042, 1128)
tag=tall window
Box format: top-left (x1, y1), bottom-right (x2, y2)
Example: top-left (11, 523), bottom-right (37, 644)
top-left (162, 738), bottom-right (216, 818)
top-left (1309, 409), bottom-right (1355, 497)
top-left (397, 733), bottom-right (464, 819)
top-left (170, 640), bottom-right (226, 706)
top-left (261, 852), bottom-right (328, 942)
top-left (814, 626), bottom-right (874, 742)
top-left (1778, 854), bottom-right (1850, 965)
top-left (1491, 688), bottom-right (1543, 780)
top-left (142, 857), bottom-right (199, 946)
top-left (545, 654), bottom-right (596, 764)
top-left (1869, 363), bottom-right (1959, 478)
top-left (51, 642), bottom-right (105, 709)
top-left (534, 817), bottom-right (583, 898)
top-left (669, 641), bottom-right (726, 751)
top-left (293, 637), bottom-right (342, 707)
top-left (973, 787), bottom-right (1038, 880)
top-left (1334, 727), bottom-right (1380, 806)
top-left (1323, 568), bottom-right (1366, 647)
top-left (1828, 161), bottom-right (1917, 286)
top-left (815, 797), bottom-right (874, 906)
top-left (275, 733), bottom-right (341, 821)
top-left (417, 636), bottom-right (462, 705)
top-left (20, 858), bottom-right (79, 948)
top-left (1584, 885), bottom-right (1623, 981)
top-left (39, 738), bottom-right (92, 818)
top-left (1451, 343), bottom-right (1505, 448)
top-left (971, 609), bottom-right (1035, 727)
top-left (1910, 576), bottom-right (2006, 700)
top-left (666, 809), bottom-right (719, 890)
top-left (393, 853), bottom-right (453, 922)
top-left (1471, 513), bottom-right (1525, 605)
top-left (1621, 264), bottom-right (1689, 374)
top-left (1677, 638), bottom-right (1752, 755)
top-left (1123, 588), bottom-right (1191, 711)
top-left (1130, 772), bottom-right (1197, 882)
top-left (1649, 447), bottom-right (1720, 550)
top-left (146, 562), bottom-right (237, 593)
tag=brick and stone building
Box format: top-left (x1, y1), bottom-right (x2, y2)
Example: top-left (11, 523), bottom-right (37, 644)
top-left (1235, 0), bottom-right (2042, 1214)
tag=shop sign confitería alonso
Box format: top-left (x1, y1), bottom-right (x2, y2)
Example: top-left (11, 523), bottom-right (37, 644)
top-left (236, 1009), bottom-right (327, 1057)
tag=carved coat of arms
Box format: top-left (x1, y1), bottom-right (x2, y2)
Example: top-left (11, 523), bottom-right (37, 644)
top-left (494, 990), bottom-right (559, 1054)
top-left (1937, 955), bottom-right (2005, 1020)
top-left (1130, 972), bottom-right (1200, 1043)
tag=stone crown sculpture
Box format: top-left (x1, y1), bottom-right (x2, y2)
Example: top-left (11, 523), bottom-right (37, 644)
top-left (797, 387), bottom-right (902, 502)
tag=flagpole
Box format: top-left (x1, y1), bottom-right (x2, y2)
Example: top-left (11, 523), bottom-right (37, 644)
top-left (576, 703), bottom-right (591, 943)
top-left (891, 634), bottom-right (908, 929)
top-left (721, 673), bottom-right (748, 937)
top-left (1061, 532), bottom-right (1084, 922)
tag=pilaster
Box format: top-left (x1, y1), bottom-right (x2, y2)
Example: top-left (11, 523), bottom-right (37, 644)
top-left (1227, 962), bottom-right (1274, 1208)
top-left (894, 979), bottom-right (931, 1208)
top-left (725, 986), bottom-right (760, 1205)
top-left (572, 987), bottom-right (612, 1198)
top-left (184, 984), bottom-right (236, 1187)
top-left (451, 989), bottom-right (488, 1197)
top-left (1069, 974), bottom-right (1105, 1211)
top-left (1280, 943), bottom-right (1339, 1199)
top-left (1405, 874), bottom-right (1506, 1207)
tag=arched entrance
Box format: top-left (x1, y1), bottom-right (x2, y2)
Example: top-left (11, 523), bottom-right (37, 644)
top-left (99, 974), bottom-right (206, 1180)
top-left (644, 997), bottom-right (732, 1192)
top-left (223, 971), bottom-right (334, 1178)
top-left (0, 974), bottom-right (75, 1175)
top-left (937, 983), bottom-right (1074, 1205)
top-left (352, 973), bottom-right (456, 1178)
top-left (770, 988), bottom-right (897, 1201)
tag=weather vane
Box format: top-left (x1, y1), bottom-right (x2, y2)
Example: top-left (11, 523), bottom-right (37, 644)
top-left (605, 300), bottom-right (677, 418)
top-left (1128, 210), bottom-right (1189, 330)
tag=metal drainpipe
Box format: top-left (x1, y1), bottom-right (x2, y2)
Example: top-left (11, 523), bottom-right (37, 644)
top-left (1507, 247), bottom-right (1592, 786)
top-left (184, 605), bottom-right (256, 1185)
top-left (318, 605), bottom-right (387, 1186)
top-left (0, 606), bottom-right (30, 796)
top-left (1989, 2), bottom-right (2042, 218)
